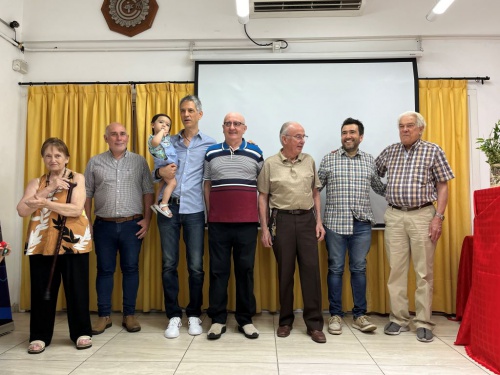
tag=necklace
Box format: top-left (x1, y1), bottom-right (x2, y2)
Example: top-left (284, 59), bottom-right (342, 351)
top-left (182, 131), bottom-right (192, 144)
top-left (46, 167), bottom-right (67, 187)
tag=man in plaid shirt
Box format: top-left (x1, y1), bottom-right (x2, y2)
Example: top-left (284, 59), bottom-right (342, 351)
top-left (318, 117), bottom-right (386, 336)
top-left (375, 111), bottom-right (454, 343)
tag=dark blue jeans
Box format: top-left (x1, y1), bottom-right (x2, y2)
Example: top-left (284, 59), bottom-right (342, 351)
top-left (93, 218), bottom-right (143, 317)
top-left (325, 220), bottom-right (372, 318)
top-left (157, 204), bottom-right (205, 318)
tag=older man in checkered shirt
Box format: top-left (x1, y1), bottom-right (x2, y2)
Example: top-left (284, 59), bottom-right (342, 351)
top-left (318, 117), bottom-right (386, 337)
top-left (375, 111), bottom-right (454, 343)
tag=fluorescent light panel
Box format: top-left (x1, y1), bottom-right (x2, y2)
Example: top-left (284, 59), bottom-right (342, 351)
top-left (426, 0), bottom-right (456, 21)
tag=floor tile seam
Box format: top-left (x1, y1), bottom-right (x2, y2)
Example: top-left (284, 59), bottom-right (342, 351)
top-left (349, 320), bottom-right (385, 373)
top-left (173, 332), bottom-right (197, 374)
top-left (436, 336), bottom-right (495, 373)
top-left (84, 327), bottom-right (128, 360)
top-left (272, 316), bottom-right (281, 375)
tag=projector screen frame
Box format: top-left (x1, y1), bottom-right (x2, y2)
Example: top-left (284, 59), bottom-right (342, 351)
top-left (195, 58), bottom-right (419, 228)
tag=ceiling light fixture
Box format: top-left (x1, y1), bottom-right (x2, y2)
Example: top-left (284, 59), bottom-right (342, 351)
top-left (236, 0), bottom-right (250, 24)
top-left (426, 0), bottom-right (456, 22)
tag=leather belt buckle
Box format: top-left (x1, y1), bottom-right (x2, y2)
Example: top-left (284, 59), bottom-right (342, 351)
top-left (277, 209), bottom-right (311, 215)
top-left (389, 202), bottom-right (433, 212)
top-left (168, 197), bottom-right (181, 205)
top-left (97, 214), bottom-right (142, 223)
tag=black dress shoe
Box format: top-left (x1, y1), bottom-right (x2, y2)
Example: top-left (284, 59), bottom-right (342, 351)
top-left (277, 325), bottom-right (292, 337)
top-left (307, 329), bottom-right (326, 343)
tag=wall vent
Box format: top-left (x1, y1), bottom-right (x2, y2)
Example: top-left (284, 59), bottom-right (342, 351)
top-left (250, 0), bottom-right (365, 18)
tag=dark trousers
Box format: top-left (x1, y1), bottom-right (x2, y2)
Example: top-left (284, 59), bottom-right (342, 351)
top-left (207, 222), bottom-right (258, 326)
top-left (273, 211), bottom-right (324, 331)
top-left (29, 254), bottom-right (91, 345)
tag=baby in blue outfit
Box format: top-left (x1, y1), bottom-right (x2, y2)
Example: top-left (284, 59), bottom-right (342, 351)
top-left (148, 114), bottom-right (178, 218)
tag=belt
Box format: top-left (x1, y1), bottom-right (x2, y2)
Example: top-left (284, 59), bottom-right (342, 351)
top-left (168, 197), bottom-right (181, 205)
top-left (277, 209), bottom-right (312, 215)
top-left (388, 202), bottom-right (433, 212)
top-left (96, 214), bottom-right (143, 223)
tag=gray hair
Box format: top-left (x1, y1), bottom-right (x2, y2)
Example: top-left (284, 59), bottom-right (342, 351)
top-left (398, 111), bottom-right (426, 129)
top-left (180, 95), bottom-right (202, 112)
top-left (279, 121), bottom-right (296, 146)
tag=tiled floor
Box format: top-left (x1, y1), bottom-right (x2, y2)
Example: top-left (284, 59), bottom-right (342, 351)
top-left (0, 311), bottom-right (495, 375)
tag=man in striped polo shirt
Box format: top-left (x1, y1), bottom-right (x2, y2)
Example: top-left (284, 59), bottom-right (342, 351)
top-left (203, 112), bottom-right (264, 340)
top-left (375, 111), bottom-right (454, 343)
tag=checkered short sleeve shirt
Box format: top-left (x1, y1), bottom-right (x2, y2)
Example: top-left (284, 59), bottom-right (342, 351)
top-left (318, 148), bottom-right (386, 235)
top-left (374, 139), bottom-right (454, 207)
top-left (85, 150), bottom-right (154, 218)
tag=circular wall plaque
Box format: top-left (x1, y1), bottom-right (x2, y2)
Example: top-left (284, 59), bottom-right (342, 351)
top-left (101, 0), bottom-right (159, 37)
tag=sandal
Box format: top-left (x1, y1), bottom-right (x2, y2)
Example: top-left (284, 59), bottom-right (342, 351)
top-left (76, 335), bottom-right (92, 350)
top-left (28, 340), bottom-right (45, 354)
top-left (153, 203), bottom-right (173, 218)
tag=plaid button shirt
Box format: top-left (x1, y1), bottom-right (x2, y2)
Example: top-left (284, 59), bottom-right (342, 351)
top-left (374, 139), bottom-right (454, 207)
top-left (318, 148), bottom-right (386, 235)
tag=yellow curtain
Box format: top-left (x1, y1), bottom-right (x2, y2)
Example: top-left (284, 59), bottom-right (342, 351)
top-left (133, 83), bottom-right (195, 312)
top-left (418, 79), bottom-right (471, 313)
top-left (20, 84), bottom-right (132, 310)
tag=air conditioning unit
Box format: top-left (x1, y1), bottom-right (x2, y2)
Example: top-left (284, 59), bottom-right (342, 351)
top-left (250, 0), bottom-right (366, 19)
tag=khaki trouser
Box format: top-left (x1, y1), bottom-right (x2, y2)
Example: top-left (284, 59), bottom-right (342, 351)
top-left (384, 205), bottom-right (437, 330)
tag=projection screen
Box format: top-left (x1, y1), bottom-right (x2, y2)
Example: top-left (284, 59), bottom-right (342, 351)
top-left (195, 59), bottom-right (418, 226)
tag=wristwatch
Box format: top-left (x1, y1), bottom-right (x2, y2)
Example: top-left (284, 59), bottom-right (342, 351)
top-left (435, 212), bottom-right (445, 221)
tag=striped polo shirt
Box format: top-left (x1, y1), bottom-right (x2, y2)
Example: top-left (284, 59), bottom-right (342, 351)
top-left (203, 139), bottom-right (264, 223)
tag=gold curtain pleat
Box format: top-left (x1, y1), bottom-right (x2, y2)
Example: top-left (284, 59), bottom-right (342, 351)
top-left (21, 80), bottom-right (469, 316)
top-left (134, 83), bottom-right (196, 312)
top-left (20, 84), bottom-right (132, 311)
top-left (418, 79), bottom-right (471, 313)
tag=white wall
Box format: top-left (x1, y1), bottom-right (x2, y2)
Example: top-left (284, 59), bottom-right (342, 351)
top-left (0, 0), bottom-right (25, 310)
top-left (2, 0), bottom-right (499, 307)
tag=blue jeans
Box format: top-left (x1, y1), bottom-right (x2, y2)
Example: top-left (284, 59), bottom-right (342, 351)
top-left (93, 218), bottom-right (143, 317)
top-left (157, 204), bottom-right (205, 318)
top-left (325, 220), bottom-right (372, 318)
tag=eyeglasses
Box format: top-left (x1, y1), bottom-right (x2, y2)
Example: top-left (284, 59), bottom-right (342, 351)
top-left (399, 123), bottom-right (417, 130)
top-left (285, 134), bottom-right (309, 140)
top-left (223, 121), bottom-right (245, 128)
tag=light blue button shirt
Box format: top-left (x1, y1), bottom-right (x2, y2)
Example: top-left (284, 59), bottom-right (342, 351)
top-left (153, 130), bottom-right (216, 214)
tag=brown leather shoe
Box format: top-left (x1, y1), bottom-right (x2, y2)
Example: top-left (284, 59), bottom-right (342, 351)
top-left (277, 325), bottom-right (292, 337)
top-left (122, 315), bottom-right (141, 333)
top-left (307, 329), bottom-right (327, 343)
top-left (92, 316), bottom-right (112, 335)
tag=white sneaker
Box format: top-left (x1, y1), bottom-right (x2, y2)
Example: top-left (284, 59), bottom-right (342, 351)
top-left (165, 317), bottom-right (182, 339)
top-left (188, 317), bottom-right (202, 336)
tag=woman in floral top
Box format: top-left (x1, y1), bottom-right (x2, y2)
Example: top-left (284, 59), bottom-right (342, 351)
top-left (17, 138), bottom-right (92, 354)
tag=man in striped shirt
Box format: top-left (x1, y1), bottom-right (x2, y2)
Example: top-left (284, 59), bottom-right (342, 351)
top-left (375, 111), bottom-right (454, 343)
top-left (203, 112), bottom-right (264, 340)
top-left (318, 117), bottom-right (386, 336)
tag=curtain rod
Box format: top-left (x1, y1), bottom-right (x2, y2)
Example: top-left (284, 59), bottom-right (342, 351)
top-left (419, 76), bottom-right (490, 84)
top-left (18, 80), bottom-right (194, 86)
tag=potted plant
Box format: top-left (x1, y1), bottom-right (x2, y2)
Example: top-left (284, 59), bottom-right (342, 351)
top-left (476, 120), bottom-right (500, 186)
